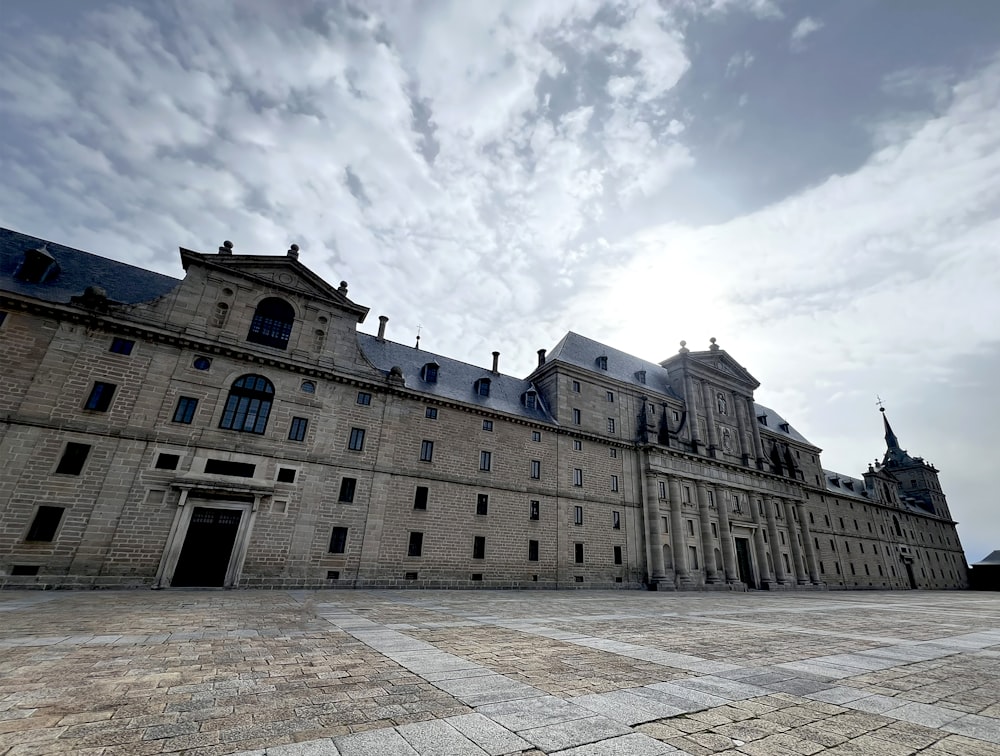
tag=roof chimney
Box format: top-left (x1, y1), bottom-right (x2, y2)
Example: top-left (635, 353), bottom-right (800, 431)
top-left (218, 240), bottom-right (233, 255)
top-left (537, 348), bottom-right (546, 366)
top-left (492, 351), bottom-right (500, 373)
top-left (287, 244), bottom-right (299, 260)
top-left (377, 315), bottom-right (388, 341)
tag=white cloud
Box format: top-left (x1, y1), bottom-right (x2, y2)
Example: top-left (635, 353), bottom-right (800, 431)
top-left (790, 16), bottom-right (824, 51)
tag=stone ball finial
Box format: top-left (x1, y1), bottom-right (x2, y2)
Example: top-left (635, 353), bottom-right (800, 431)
top-left (709, 336), bottom-right (720, 351)
top-left (219, 240), bottom-right (234, 255)
top-left (678, 340), bottom-right (689, 354)
top-left (338, 281), bottom-right (348, 294)
top-left (287, 244), bottom-right (300, 260)
top-left (710, 337), bottom-right (716, 344)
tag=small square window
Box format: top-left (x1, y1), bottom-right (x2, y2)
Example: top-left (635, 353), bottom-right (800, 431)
top-left (26, 506), bottom-right (64, 542)
top-left (476, 494), bottom-right (489, 516)
top-left (532, 431), bottom-right (541, 442)
top-left (574, 506), bottom-right (583, 525)
top-left (613, 511), bottom-right (621, 530)
top-left (155, 453), bottom-right (180, 470)
top-left (480, 450), bottom-right (492, 471)
top-left (289, 416), bottom-right (308, 442)
top-left (529, 500), bottom-right (540, 520)
top-left (56, 442), bottom-right (91, 475)
top-left (482, 420), bottom-right (493, 431)
top-left (476, 379), bottom-right (491, 397)
top-left (611, 475), bottom-right (619, 492)
top-left (528, 539), bottom-right (539, 561)
top-left (572, 380), bottom-right (580, 392)
top-left (575, 543), bottom-right (584, 563)
top-left (473, 536), bottom-right (486, 559)
top-left (530, 460), bottom-right (540, 479)
top-left (357, 392), bottom-right (372, 405)
top-left (109, 337), bottom-right (135, 355)
top-left (338, 477), bottom-right (356, 503)
top-left (329, 527), bottom-right (348, 554)
top-left (414, 486), bottom-right (428, 510)
top-left (425, 407), bottom-right (438, 419)
top-left (277, 467), bottom-right (296, 483)
top-left (84, 382), bottom-right (116, 412)
top-left (573, 440), bottom-right (582, 451)
top-left (614, 546), bottom-right (623, 565)
top-left (420, 440), bottom-right (434, 462)
top-left (172, 396), bottom-right (198, 424)
top-left (408, 532), bottom-right (423, 557)
top-left (348, 428), bottom-right (366, 451)
top-left (573, 468), bottom-right (583, 487)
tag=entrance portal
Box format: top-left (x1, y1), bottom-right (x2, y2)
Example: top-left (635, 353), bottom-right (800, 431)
top-left (734, 538), bottom-right (756, 588)
top-left (904, 562), bottom-right (917, 590)
top-left (171, 507), bottom-right (243, 587)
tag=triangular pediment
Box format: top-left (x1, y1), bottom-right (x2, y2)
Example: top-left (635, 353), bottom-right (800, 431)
top-left (685, 350), bottom-right (760, 389)
top-left (180, 249), bottom-right (369, 321)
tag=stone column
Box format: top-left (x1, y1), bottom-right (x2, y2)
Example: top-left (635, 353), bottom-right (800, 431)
top-left (764, 495), bottom-right (787, 584)
top-left (714, 486), bottom-right (738, 583)
top-left (746, 397), bottom-right (765, 466)
top-left (749, 494), bottom-right (774, 584)
top-left (702, 381), bottom-right (720, 456)
top-left (784, 499), bottom-right (809, 584)
top-left (668, 477), bottom-right (690, 585)
top-left (734, 395), bottom-right (752, 464)
top-left (683, 373), bottom-right (702, 451)
top-left (696, 482), bottom-right (719, 583)
top-left (796, 502), bottom-right (821, 584)
top-left (642, 462), bottom-right (667, 585)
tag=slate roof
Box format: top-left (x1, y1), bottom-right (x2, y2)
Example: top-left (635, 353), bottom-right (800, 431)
top-left (541, 331), bottom-right (682, 399)
top-left (357, 333), bottom-right (556, 425)
top-left (753, 403), bottom-right (815, 447)
top-left (0, 228), bottom-right (180, 305)
top-left (972, 550), bottom-right (1000, 566)
top-left (822, 468), bottom-right (871, 500)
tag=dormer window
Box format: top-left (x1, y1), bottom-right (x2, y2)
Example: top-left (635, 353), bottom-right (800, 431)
top-left (757, 413), bottom-right (768, 427)
top-left (247, 297), bottom-right (295, 350)
top-left (421, 362), bottom-right (439, 383)
top-left (596, 355), bottom-right (608, 370)
top-left (779, 422), bottom-right (790, 432)
top-left (475, 378), bottom-right (491, 397)
top-left (523, 390), bottom-right (537, 410)
top-left (15, 246), bottom-right (60, 284)
top-left (635, 370), bottom-right (646, 384)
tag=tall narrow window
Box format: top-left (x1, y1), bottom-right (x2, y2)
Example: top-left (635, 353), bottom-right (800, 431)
top-left (610, 475), bottom-right (619, 492)
top-left (574, 506), bottom-right (583, 525)
top-left (530, 460), bottom-right (541, 479)
top-left (475, 378), bottom-right (491, 397)
top-left (607, 418), bottom-right (616, 434)
top-left (288, 416), bottom-right (308, 442)
top-left (408, 532), bottom-right (423, 557)
top-left (329, 527), bottom-right (348, 554)
top-left (473, 536), bottom-right (486, 559)
top-left (573, 468), bottom-right (583, 487)
top-left (422, 362), bottom-right (439, 383)
top-left (572, 380), bottom-right (581, 392)
top-left (658, 481), bottom-right (667, 499)
top-left (613, 511), bottom-right (621, 530)
top-left (56, 443), bottom-right (91, 475)
top-left (480, 450), bottom-right (492, 471)
top-left (420, 440), bottom-right (434, 462)
top-left (614, 546), bottom-right (623, 565)
top-left (26, 506), bottom-right (64, 542)
top-left (597, 355), bottom-right (608, 370)
top-left (220, 375), bottom-right (274, 434)
top-left (476, 494), bottom-right (489, 516)
top-left (575, 543), bottom-right (584, 563)
top-left (572, 408), bottom-right (581, 425)
top-left (348, 428), bottom-right (366, 451)
top-left (172, 397), bottom-right (198, 424)
top-left (84, 382), bottom-right (116, 412)
top-left (528, 540), bottom-right (539, 561)
top-left (530, 500), bottom-right (540, 520)
top-left (338, 478), bottom-right (356, 503)
top-left (414, 486), bottom-right (428, 510)
top-left (606, 391), bottom-right (614, 402)
top-left (247, 297), bottom-right (294, 349)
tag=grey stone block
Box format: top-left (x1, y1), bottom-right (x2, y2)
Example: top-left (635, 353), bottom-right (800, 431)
top-left (446, 713), bottom-right (532, 756)
top-left (478, 695), bottom-right (594, 731)
top-left (397, 719), bottom-right (488, 755)
top-left (571, 690), bottom-right (686, 725)
top-left (335, 729), bottom-right (418, 756)
top-left (843, 694), bottom-right (905, 714)
top-left (519, 715), bottom-right (633, 752)
top-left (943, 713), bottom-right (1000, 744)
top-left (887, 702), bottom-right (964, 728)
top-left (267, 739), bottom-right (340, 755)
top-left (550, 733), bottom-right (678, 755)
top-left (434, 674), bottom-right (543, 706)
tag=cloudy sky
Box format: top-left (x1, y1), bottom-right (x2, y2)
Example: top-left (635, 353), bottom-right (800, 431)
top-left (2, 0), bottom-right (998, 564)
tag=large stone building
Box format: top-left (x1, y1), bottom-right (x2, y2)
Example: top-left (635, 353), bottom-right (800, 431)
top-left (0, 228), bottom-right (969, 590)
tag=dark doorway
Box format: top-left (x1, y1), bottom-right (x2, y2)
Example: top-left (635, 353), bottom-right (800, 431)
top-left (172, 507), bottom-right (242, 587)
top-left (904, 562), bottom-right (917, 590)
top-left (735, 538), bottom-right (756, 588)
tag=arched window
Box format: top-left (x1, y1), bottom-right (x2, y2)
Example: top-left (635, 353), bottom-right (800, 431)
top-left (220, 375), bottom-right (274, 434)
top-left (247, 297), bottom-right (295, 349)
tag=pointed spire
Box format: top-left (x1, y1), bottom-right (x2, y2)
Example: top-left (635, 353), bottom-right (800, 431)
top-left (881, 407), bottom-right (900, 450)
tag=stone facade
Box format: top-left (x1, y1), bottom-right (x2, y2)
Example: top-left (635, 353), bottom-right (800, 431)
top-left (0, 228), bottom-right (969, 590)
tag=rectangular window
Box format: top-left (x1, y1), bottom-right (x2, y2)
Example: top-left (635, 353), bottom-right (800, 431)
top-left (712, 522), bottom-right (718, 538)
top-left (55, 442), bottom-right (91, 475)
top-left (574, 506), bottom-right (583, 525)
top-left (408, 532), bottom-right (423, 557)
top-left (348, 428), bottom-right (365, 451)
top-left (573, 468), bottom-right (583, 487)
top-left (172, 396), bottom-right (198, 424)
top-left (480, 450), bottom-right (492, 471)
top-left (338, 477), bottom-right (356, 503)
top-left (613, 511), bottom-right (621, 530)
top-left (572, 380), bottom-right (580, 392)
top-left (0, 311), bottom-right (7, 327)
top-left (572, 408), bottom-right (581, 425)
top-left (683, 486), bottom-right (692, 503)
top-left (425, 407), bottom-right (438, 419)
top-left (530, 500), bottom-right (540, 520)
top-left (473, 536), bottom-right (486, 559)
top-left (329, 527), bottom-right (348, 553)
top-left (611, 475), bottom-right (619, 492)
top-left (614, 546), bottom-right (623, 565)
top-left (155, 453), bottom-right (180, 470)
top-left (575, 543), bottom-right (584, 563)
top-left (658, 481), bottom-right (666, 499)
top-left (610, 448), bottom-right (617, 458)
top-left (607, 418), bottom-right (616, 434)
top-left (606, 391), bottom-right (614, 402)
top-left (532, 431), bottom-right (541, 442)
top-left (482, 420), bottom-right (493, 431)
top-left (779, 531), bottom-right (785, 545)
top-left (109, 337), bottom-right (135, 355)
top-left (205, 459), bottom-right (256, 477)
top-left (414, 486), bottom-right (428, 510)
top-left (528, 540), bottom-right (539, 561)
top-left (26, 506), bottom-right (64, 542)
top-left (530, 460), bottom-right (541, 479)
top-left (662, 516), bottom-right (669, 533)
top-left (357, 392), bottom-right (372, 405)
top-left (276, 468), bottom-right (296, 483)
top-left (573, 440), bottom-right (582, 451)
top-left (687, 520), bottom-right (695, 536)
top-left (476, 494), bottom-right (489, 516)
top-left (84, 382), bottom-right (116, 412)
top-left (420, 440), bottom-right (434, 462)
top-left (288, 416), bottom-right (308, 442)
top-left (689, 545), bottom-right (699, 569)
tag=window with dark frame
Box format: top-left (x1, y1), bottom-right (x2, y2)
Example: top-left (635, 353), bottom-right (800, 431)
top-left (482, 420), bottom-right (493, 431)
top-left (572, 408), bottom-right (581, 424)
top-left (532, 431), bottom-right (541, 442)
top-left (575, 543), bottom-right (584, 563)
top-left (611, 475), bottom-right (619, 492)
top-left (26, 506), bottom-right (64, 542)
top-left (473, 536), bottom-right (486, 559)
top-left (193, 356), bottom-right (212, 370)
top-left (109, 337), bottom-right (135, 355)
top-left (414, 486), bottom-right (428, 510)
top-left (422, 363), bottom-right (439, 382)
top-left (56, 443), bottom-right (91, 475)
top-left (476, 494), bottom-right (489, 516)
top-left (338, 477), bottom-right (356, 503)
top-left (476, 379), bottom-right (490, 397)
top-left (574, 506), bottom-right (583, 525)
top-left (530, 460), bottom-right (540, 479)
top-left (219, 375), bottom-right (274, 434)
top-left (480, 450), bottom-right (491, 471)
top-left (614, 546), bottom-right (623, 565)
top-left (420, 440), bottom-right (434, 462)
top-left (528, 540), bottom-right (539, 561)
top-left (84, 382), bottom-right (116, 412)
top-left (288, 416), bottom-right (308, 442)
top-left (573, 468), bottom-right (583, 487)
top-left (613, 511), bottom-right (621, 530)
top-left (530, 500), bottom-right (540, 520)
top-left (247, 297), bottom-right (294, 349)
top-left (328, 527), bottom-right (348, 554)
top-left (357, 391), bottom-right (372, 405)
top-left (607, 418), bottom-right (616, 434)
top-left (425, 407), bottom-right (438, 419)
top-left (155, 453), bottom-right (180, 470)
top-left (408, 531), bottom-right (423, 557)
top-left (172, 396), bottom-right (198, 424)
top-left (276, 468), bottom-right (296, 483)
top-left (348, 427), bottom-right (366, 451)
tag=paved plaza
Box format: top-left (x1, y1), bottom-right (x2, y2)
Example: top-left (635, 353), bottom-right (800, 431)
top-left (1, 590), bottom-right (999, 755)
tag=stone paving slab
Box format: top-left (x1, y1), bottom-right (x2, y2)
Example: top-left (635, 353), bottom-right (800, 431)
top-left (1, 589), bottom-right (999, 755)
